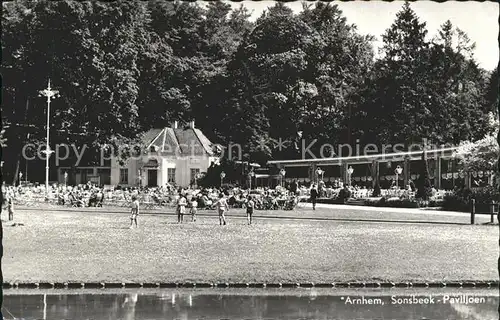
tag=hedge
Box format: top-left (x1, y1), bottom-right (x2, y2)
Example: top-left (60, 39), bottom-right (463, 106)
top-left (442, 186), bottom-right (499, 212)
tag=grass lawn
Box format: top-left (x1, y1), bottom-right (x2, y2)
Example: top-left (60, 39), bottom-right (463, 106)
top-left (2, 208), bottom-right (498, 283)
top-left (16, 202), bottom-right (495, 224)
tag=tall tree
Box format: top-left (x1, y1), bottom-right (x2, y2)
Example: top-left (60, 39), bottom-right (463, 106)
top-left (299, 2), bottom-right (375, 152)
top-left (218, 2), bottom-right (375, 161)
top-left (2, 0), bottom-right (159, 181)
top-left (362, 1), bottom-right (431, 149)
top-left (191, 1), bottom-right (253, 140)
top-left (359, 3), bottom-right (492, 151)
top-left (426, 20), bottom-right (493, 143)
top-left (217, 3), bottom-right (320, 161)
top-left (485, 66), bottom-right (499, 115)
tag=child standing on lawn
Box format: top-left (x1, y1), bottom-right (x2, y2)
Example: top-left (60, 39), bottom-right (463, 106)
top-left (7, 197), bottom-right (14, 221)
top-left (177, 194), bottom-right (187, 223)
top-left (129, 196), bottom-right (139, 229)
top-left (190, 197), bottom-right (198, 222)
top-left (310, 184), bottom-right (318, 211)
top-left (215, 193), bottom-right (229, 225)
top-left (245, 196), bottom-right (255, 225)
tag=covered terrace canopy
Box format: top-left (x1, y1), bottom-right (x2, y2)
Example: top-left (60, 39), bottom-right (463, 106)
top-left (267, 147), bottom-right (457, 166)
top-left (266, 147), bottom-right (472, 189)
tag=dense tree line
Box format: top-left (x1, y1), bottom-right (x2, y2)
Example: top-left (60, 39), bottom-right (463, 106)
top-left (2, 1), bottom-right (497, 184)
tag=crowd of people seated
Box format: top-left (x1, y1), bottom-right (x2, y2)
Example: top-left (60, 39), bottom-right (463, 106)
top-left (285, 177), bottom-right (449, 202)
top-left (2, 182), bottom-right (301, 211)
top-left (2, 176), bottom-right (450, 210)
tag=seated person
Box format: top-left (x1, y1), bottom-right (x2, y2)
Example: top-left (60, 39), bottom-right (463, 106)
top-left (200, 194), bottom-right (212, 208)
top-left (337, 186), bottom-right (352, 203)
top-left (88, 192), bottom-right (100, 207)
top-left (58, 193), bottom-right (65, 205)
top-left (69, 192), bottom-right (85, 207)
top-left (63, 192), bottom-right (70, 204)
top-left (431, 187), bottom-right (437, 197)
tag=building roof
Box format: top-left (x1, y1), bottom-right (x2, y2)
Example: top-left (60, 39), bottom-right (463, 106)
top-left (140, 128), bottom-right (163, 147)
top-left (143, 124), bottom-right (214, 156)
top-left (267, 147), bottom-right (457, 166)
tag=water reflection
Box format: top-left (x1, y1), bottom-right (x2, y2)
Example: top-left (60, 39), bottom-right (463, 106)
top-left (2, 289), bottom-right (498, 320)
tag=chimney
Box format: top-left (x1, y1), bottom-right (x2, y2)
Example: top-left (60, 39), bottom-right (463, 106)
top-left (173, 121), bottom-right (178, 129)
top-left (189, 120), bottom-right (195, 129)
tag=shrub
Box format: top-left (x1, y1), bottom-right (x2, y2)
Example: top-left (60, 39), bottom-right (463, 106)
top-left (471, 185), bottom-right (499, 204)
top-left (442, 186), bottom-right (499, 212)
top-left (337, 188), bottom-right (351, 203)
top-left (364, 196), bottom-right (419, 208)
top-left (383, 198), bottom-right (419, 208)
top-left (417, 199), bottom-right (429, 208)
top-left (442, 193), bottom-right (470, 212)
top-left (416, 199), bottom-right (443, 208)
top-left (378, 196), bottom-right (387, 206)
top-left (364, 198), bottom-right (380, 206)
top-left (314, 198), bottom-right (345, 205)
top-left (427, 200), bottom-right (442, 207)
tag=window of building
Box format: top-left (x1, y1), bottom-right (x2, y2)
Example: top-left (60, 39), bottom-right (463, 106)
top-left (97, 168), bottom-right (112, 185)
top-left (167, 168), bottom-right (176, 184)
top-left (190, 168), bottom-right (200, 184)
top-left (119, 168), bottom-right (129, 184)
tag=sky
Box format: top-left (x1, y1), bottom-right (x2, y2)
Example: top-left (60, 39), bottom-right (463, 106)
top-left (223, 1), bottom-right (498, 71)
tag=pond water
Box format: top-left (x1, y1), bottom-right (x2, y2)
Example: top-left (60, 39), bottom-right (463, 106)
top-left (2, 288), bottom-right (498, 320)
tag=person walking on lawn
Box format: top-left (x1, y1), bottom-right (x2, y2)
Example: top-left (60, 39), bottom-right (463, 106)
top-left (177, 194), bottom-right (187, 224)
top-left (215, 193), bottom-right (229, 225)
top-left (190, 197), bottom-right (198, 222)
top-left (129, 196), bottom-right (140, 229)
top-left (245, 195), bottom-right (255, 225)
top-left (7, 197), bottom-right (15, 221)
top-left (310, 184), bottom-right (318, 210)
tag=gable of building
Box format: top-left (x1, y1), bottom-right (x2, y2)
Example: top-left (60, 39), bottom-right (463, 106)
top-left (142, 124), bottom-right (214, 157)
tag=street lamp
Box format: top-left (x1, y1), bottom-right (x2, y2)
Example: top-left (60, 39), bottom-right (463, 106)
top-left (64, 171), bottom-right (68, 187)
top-left (347, 166), bottom-right (354, 186)
top-left (39, 79), bottom-right (59, 195)
top-left (220, 171), bottom-right (226, 187)
top-left (395, 165), bottom-right (403, 189)
top-left (279, 168), bottom-right (286, 187)
top-left (248, 170), bottom-right (255, 190)
top-left (451, 152), bottom-right (457, 189)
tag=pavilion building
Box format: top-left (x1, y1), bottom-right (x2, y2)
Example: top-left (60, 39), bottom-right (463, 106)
top-left (267, 147), bottom-right (491, 190)
top-left (57, 121), bottom-right (220, 187)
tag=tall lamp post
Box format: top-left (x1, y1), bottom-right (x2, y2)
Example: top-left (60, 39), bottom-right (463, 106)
top-left (347, 166), bottom-right (354, 187)
top-left (248, 170), bottom-right (255, 190)
top-left (451, 152), bottom-right (456, 189)
top-left (137, 169), bottom-right (142, 187)
top-left (395, 165), bottom-right (403, 189)
top-left (220, 171), bottom-right (226, 187)
top-left (39, 79), bottom-right (59, 195)
top-left (279, 168), bottom-right (286, 187)
top-left (64, 171), bottom-right (68, 187)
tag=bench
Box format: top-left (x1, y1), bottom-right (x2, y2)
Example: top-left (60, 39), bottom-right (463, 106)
top-left (470, 199), bottom-right (498, 224)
